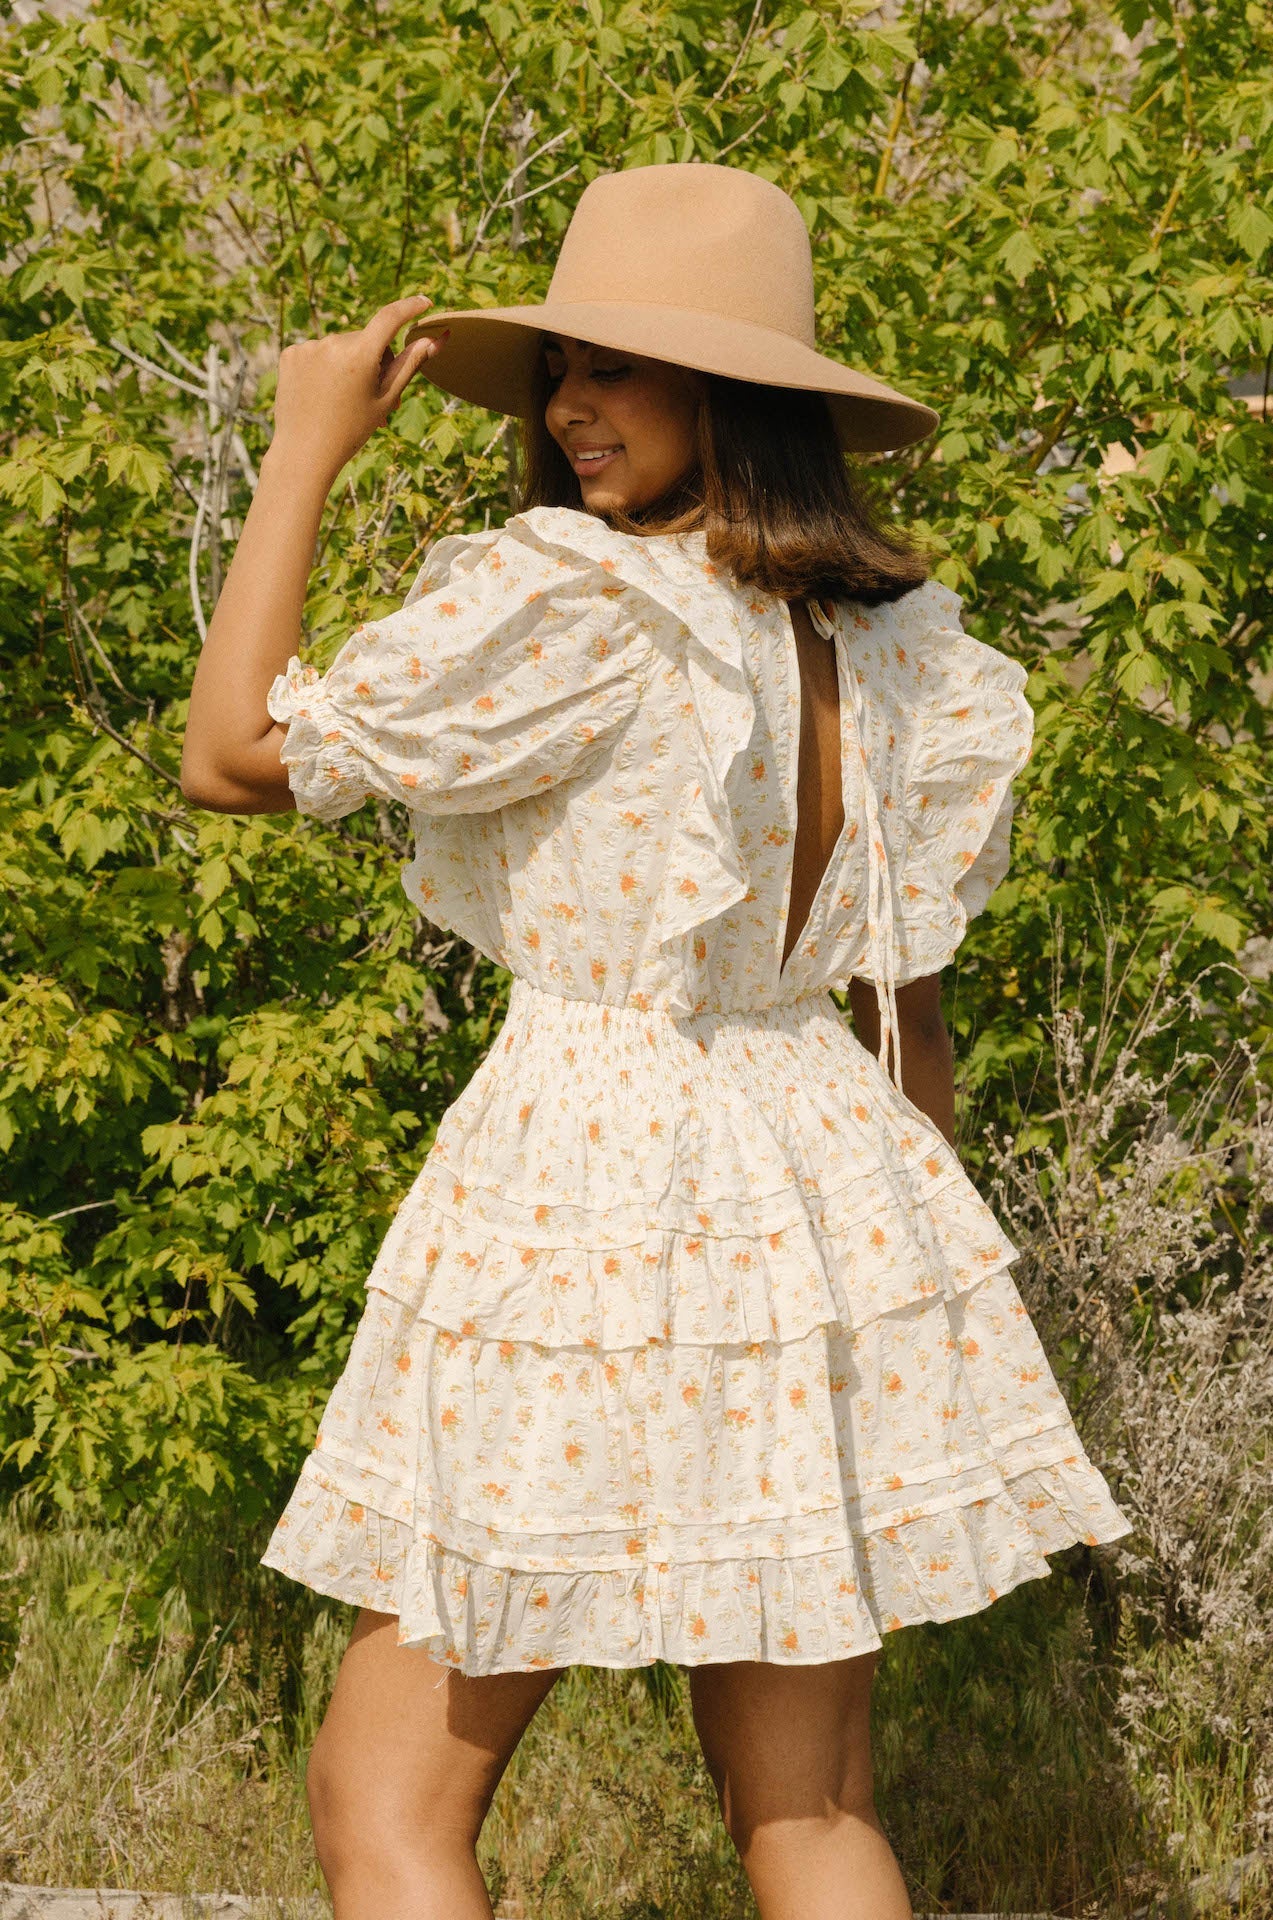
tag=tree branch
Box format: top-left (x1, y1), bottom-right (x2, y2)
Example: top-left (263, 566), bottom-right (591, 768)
top-left (711, 0), bottom-right (765, 101)
top-left (59, 516), bottom-right (185, 791)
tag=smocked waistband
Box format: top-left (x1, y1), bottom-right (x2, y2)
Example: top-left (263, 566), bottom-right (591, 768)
top-left (504, 973), bottom-right (837, 1031)
top-left (490, 976), bottom-right (869, 1124)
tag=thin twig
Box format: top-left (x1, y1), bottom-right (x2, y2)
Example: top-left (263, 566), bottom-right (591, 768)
top-left (61, 518), bottom-right (184, 790)
top-left (1026, 395), bottom-right (1079, 473)
top-left (711, 0), bottom-right (764, 100)
top-left (71, 599), bottom-right (145, 706)
top-left (1171, 4), bottom-right (1198, 145)
top-left (1149, 167), bottom-right (1191, 249)
top-left (109, 337), bottom-right (208, 401)
top-left (589, 54), bottom-right (638, 108)
top-left (150, 330), bottom-right (207, 381)
top-left (873, 81), bottom-right (912, 199)
top-left (76, 700), bottom-right (183, 790)
top-left (463, 132), bottom-right (577, 266)
top-left (505, 100), bottom-right (534, 254)
top-left (188, 428), bottom-right (212, 643)
top-left (716, 109), bottom-right (772, 161)
top-left (208, 354), bottom-right (251, 603)
top-left (474, 64), bottom-right (522, 202)
top-left (874, 0), bottom-right (928, 198)
top-left (662, 51), bottom-right (687, 130)
top-left (505, 160), bottom-right (579, 211)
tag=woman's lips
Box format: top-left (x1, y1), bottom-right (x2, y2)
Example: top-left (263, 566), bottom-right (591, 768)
top-left (570, 446), bottom-right (623, 477)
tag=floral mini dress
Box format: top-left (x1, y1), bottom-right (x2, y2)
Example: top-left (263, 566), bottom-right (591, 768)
top-left (260, 503), bottom-right (1133, 1675)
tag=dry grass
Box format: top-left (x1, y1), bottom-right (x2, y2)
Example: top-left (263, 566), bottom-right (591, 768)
top-left (0, 1513), bottom-right (321, 1899)
top-left (1, 1508), bottom-right (1260, 1916)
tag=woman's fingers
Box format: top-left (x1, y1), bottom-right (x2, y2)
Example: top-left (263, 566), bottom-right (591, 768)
top-left (380, 331), bottom-right (449, 413)
top-left (365, 296), bottom-right (447, 408)
top-left (362, 293), bottom-right (436, 361)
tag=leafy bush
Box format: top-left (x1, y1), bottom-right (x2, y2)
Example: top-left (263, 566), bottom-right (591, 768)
top-left (1, 0), bottom-right (1269, 1534)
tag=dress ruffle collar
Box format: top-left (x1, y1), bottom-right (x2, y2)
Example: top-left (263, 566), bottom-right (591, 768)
top-left (516, 510), bottom-right (758, 1013)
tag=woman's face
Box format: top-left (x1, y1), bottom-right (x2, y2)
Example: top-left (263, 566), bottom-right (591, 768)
top-left (542, 335), bottom-right (701, 516)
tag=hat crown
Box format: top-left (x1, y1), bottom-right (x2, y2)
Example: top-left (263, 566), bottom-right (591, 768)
top-left (545, 164), bottom-right (817, 350)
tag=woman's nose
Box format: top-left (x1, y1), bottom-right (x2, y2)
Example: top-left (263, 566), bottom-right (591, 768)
top-left (546, 369), bottom-right (595, 429)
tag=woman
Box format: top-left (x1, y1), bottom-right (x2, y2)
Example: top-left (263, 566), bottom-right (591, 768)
top-left (181, 163), bottom-right (1132, 1920)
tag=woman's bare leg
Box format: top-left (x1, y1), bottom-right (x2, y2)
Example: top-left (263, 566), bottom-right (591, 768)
top-left (306, 1608), bottom-right (564, 1920)
top-left (688, 1647), bottom-right (913, 1920)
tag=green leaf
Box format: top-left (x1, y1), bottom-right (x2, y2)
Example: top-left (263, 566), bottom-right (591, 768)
top-left (1078, 570), bottom-right (1132, 612)
top-left (997, 228), bottom-right (1042, 283)
top-left (1192, 904), bottom-right (1244, 950)
top-left (34, 470), bottom-right (67, 520)
top-left (1230, 199), bottom-right (1273, 262)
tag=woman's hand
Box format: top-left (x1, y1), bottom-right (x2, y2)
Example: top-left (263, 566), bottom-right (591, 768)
top-left (268, 294), bottom-right (450, 486)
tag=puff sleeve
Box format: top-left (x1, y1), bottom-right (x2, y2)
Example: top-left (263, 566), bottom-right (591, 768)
top-left (881, 583), bottom-right (1035, 983)
top-left (265, 514), bottom-right (658, 822)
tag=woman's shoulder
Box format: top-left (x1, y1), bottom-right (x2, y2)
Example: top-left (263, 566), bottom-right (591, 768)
top-left (840, 577), bottom-right (1029, 698)
top-left (508, 505), bottom-right (714, 575)
top-left (405, 506), bottom-right (638, 606)
top-left (419, 505), bottom-right (710, 585)
top-left (403, 507), bottom-right (735, 683)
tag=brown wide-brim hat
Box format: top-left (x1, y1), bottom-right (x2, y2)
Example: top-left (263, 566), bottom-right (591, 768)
top-left (405, 162), bottom-right (939, 454)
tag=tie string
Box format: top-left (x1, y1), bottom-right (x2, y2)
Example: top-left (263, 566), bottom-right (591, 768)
top-left (808, 597), bottom-right (902, 1087)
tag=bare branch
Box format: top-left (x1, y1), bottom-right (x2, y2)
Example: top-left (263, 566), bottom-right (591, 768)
top-left (505, 159), bottom-right (579, 211)
top-left (149, 330), bottom-right (207, 381)
top-left (463, 128), bottom-right (578, 267)
top-left (716, 108), bottom-right (772, 160)
top-left (711, 0), bottom-right (765, 100)
top-left (60, 550), bottom-right (185, 793)
top-left (590, 55), bottom-right (638, 107)
top-left (109, 337), bottom-right (208, 401)
top-left (70, 598), bottom-right (146, 707)
top-left (474, 64), bottom-right (523, 202)
top-left (506, 100), bottom-right (534, 254)
top-left (188, 438), bottom-right (213, 643)
top-left (207, 354), bottom-right (252, 604)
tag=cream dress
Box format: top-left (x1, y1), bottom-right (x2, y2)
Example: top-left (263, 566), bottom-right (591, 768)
top-left (260, 503), bottom-right (1133, 1675)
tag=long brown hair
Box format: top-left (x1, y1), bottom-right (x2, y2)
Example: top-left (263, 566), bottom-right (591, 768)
top-left (516, 355), bottom-right (936, 607)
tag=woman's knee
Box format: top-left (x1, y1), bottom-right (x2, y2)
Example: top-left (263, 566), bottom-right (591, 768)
top-left (305, 1722), bottom-right (486, 1873)
top-left (306, 1728), bottom-right (373, 1871)
top-left (689, 1650), bottom-right (881, 1847)
top-left (720, 1777), bottom-right (883, 1863)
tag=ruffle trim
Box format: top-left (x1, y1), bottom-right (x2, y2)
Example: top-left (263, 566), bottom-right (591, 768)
top-left (366, 1146), bottom-right (1018, 1349)
top-left (514, 509), bottom-right (756, 1015)
top-left (261, 1447), bottom-right (1135, 1675)
top-left (886, 581), bottom-right (1035, 984)
top-left (266, 662), bottom-right (375, 825)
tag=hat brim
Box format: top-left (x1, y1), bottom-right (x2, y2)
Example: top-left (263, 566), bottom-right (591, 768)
top-left (404, 299), bottom-right (938, 453)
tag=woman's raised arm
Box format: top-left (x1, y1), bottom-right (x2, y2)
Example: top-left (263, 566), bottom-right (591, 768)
top-left (179, 295), bottom-right (445, 815)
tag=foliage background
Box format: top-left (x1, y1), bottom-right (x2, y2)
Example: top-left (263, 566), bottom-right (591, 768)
top-left (0, 0), bottom-right (1271, 1906)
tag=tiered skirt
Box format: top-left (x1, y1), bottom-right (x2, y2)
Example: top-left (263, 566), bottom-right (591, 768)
top-left (261, 976), bottom-right (1134, 1673)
